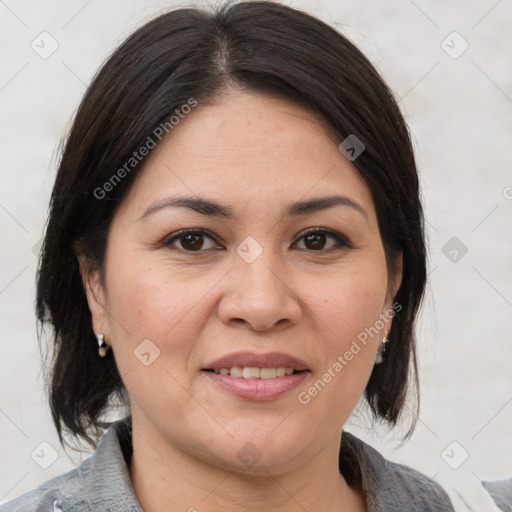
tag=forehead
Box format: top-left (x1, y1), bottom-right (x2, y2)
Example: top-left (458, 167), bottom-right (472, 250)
top-left (117, 90), bottom-right (375, 221)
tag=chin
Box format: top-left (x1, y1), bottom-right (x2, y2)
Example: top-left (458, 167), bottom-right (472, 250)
top-left (193, 427), bottom-right (308, 475)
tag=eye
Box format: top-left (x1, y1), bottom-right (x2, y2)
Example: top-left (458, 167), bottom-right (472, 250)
top-left (162, 228), bottom-right (352, 253)
top-left (293, 228), bottom-right (351, 251)
top-left (162, 229), bottom-right (219, 252)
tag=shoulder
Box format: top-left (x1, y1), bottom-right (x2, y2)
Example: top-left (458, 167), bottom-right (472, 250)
top-left (340, 431), bottom-right (455, 512)
top-left (1, 421), bottom-right (141, 512)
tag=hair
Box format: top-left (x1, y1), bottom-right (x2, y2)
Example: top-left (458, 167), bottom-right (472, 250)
top-left (36, 0), bottom-right (426, 448)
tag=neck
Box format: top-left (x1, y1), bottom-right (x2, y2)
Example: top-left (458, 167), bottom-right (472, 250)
top-left (128, 417), bottom-right (366, 512)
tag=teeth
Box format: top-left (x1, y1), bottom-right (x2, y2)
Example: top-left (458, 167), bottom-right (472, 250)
top-left (212, 366), bottom-right (298, 378)
top-left (276, 367), bottom-right (286, 377)
top-left (260, 367), bottom-right (276, 379)
top-left (242, 367), bottom-right (260, 379)
top-left (230, 365), bottom-right (243, 378)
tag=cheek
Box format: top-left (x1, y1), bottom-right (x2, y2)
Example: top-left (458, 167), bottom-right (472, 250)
top-left (103, 260), bottom-right (210, 415)
top-left (105, 255), bottom-right (213, 339)
top-left (300, 263), bottom-right (388, 411)
top-left (312, 262), bottom-right (388, 344)
top-left (102, 253), bottom-right (232, 388)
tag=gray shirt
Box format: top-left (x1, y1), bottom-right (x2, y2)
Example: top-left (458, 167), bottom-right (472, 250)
top-left (482, 478), bottom-right (512, 512)
top-left (1, 419), bottom-right (458, 511)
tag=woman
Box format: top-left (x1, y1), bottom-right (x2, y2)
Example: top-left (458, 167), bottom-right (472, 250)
top-left (3, 2), bottom-right (459, 510)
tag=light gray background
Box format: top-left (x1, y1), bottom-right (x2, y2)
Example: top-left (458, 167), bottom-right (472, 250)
top-left (1, 0), bottom-right (511, 505)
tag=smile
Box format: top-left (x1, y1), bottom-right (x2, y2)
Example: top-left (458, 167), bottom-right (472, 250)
top-left (204, 366), bottom-right (300, 379)
top-left (201, 368), bottom-right (310, 400)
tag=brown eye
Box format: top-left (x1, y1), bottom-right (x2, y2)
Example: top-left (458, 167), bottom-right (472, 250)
top-left (163, 230), bottom-right (218, 251)
top-left (162, 228), bottom-right (351, 253)
top-left (294, 229), bottom-right (351, 251)
top-left (179, 233), bottom-right (204, 251)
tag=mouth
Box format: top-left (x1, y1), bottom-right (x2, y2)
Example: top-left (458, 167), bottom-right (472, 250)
top-left (203, 350), bottom-right (310, 373)
top-left (201, 351), bottom-right (311, 400)
top-left (202, 366), bottom-right (306, 379)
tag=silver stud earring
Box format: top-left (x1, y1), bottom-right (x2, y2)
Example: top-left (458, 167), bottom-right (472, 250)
top-left (375, 335), bottom-right (388, 364)
top-left (96, 333), bottom-right (109, 357)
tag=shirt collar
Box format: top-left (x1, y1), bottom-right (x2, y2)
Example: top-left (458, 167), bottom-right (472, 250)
top-left (340, 431), bottom-right (454, 511)
top-left (59, 419), bottom-right (142, 511)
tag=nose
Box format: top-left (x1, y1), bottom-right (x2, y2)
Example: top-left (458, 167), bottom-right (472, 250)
top-left (216, 251), bottom-right (302, 333)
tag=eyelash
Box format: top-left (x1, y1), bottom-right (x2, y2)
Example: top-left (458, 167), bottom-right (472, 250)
top-left (161, 228), bottom-right (353, 253)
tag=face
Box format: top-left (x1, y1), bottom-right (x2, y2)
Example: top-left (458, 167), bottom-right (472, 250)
top-left (82, 90), bottom-right (402, 475)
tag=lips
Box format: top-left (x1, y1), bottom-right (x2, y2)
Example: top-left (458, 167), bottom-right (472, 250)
top-left (203, 351), bottom-right (310, 372)
top-left (201, 351), bottom-right (310, 400)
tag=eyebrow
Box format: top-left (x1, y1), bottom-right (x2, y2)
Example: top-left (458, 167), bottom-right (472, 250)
top-left (138, 194), bottom-right (368, 221)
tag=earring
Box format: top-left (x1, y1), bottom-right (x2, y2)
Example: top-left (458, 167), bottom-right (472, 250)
top-left (375, 335), bottom-right (388, 364)
top-left (96, 333), bottom-right (109, 357)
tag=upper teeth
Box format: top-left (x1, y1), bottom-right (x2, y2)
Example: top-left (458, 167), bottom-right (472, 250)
top-left (214, 366), bottom-right (295, 379)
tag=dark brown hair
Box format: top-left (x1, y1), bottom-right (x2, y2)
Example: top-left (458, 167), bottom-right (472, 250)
top-left (36, 0), bottom-right (426, 448)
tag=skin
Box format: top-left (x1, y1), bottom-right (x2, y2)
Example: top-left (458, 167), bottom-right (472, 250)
top-left (80, 89), bottom-right (402, 512)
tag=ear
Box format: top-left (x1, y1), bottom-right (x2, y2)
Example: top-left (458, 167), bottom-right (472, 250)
top-left (383, 251), bottom-right (403, 326)
top-left (389, 251), bottom-right (403, 301)
top-left (77, 254), bottom-right (110, 339)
